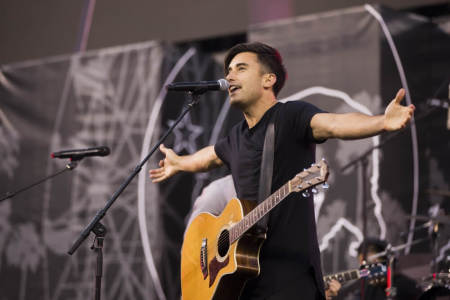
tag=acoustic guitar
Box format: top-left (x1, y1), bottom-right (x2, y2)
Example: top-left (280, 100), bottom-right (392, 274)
top-left (181, 159), bottom-right (329, 300)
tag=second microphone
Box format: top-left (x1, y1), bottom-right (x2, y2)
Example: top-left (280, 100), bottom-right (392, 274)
top-left (166, 79), bottom-right (229, 93)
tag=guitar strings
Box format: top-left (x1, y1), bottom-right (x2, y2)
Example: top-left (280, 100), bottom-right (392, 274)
top-left (217, 230), bottom-right (230, 256)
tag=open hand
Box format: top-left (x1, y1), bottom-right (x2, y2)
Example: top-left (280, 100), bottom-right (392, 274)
top-left (149, 144), bottom-right (180, 183)
top-left (384, 88), bottom-right (415, 131)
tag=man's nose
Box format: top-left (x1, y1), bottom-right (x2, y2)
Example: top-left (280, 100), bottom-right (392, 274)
top-left (226, 72), bottom-right (234, 82)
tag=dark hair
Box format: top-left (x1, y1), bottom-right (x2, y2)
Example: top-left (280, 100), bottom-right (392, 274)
top-left (358, 238), bottom-right (388, 259)
top-left (224, 42), bottom-right (287, 96)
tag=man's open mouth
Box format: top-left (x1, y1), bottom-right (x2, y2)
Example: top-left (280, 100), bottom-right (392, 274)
top-left (229, 85), bottom-right (241, 93)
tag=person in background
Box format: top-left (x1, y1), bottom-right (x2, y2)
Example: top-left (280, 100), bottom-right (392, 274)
top-left (336, 238), bottom-right (422, 300)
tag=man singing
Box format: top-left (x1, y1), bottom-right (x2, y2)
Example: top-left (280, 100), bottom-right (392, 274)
top-left (150, 42), bottom-right (414, 299)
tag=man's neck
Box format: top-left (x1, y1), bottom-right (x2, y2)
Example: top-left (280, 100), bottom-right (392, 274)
top-left (242, 95), bottom-right (277, 128)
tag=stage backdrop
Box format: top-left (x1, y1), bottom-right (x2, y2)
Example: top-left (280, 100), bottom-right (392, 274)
top-left (0, 5), bottom-right (449, 300)
top-left (249, 4), bottom-right (450, 277)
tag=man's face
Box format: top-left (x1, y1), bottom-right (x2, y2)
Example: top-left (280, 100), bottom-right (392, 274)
top-left (225, 52), bottom-right (267, 108)
top-left (358, 251), bottom-right (379, 265)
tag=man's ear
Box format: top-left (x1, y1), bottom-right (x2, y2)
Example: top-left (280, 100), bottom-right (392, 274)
top-left (263, 73), bottom-right (277, 89)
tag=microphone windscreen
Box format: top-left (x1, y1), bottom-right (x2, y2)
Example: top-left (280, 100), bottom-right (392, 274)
top-left (217, 79), bottom-right (230, 91)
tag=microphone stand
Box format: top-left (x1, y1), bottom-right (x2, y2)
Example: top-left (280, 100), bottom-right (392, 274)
top-left (385, 245), bottom-right (396, 300)
top-left (367, 238), bottom-right (429, 300)
top-left (0, 161), bottom-right (78, 202)
top-left (67, 91), bottom-right (204, 300)
top-left (431, 219), bottom-right (440, 281)
top-left (340, 130), bottom-right (397, 240)
top-left (91, 222), bottom-right (106, 300)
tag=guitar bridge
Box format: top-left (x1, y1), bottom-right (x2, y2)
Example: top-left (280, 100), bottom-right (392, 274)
top-left (200, 238), bottom-right (208, 279)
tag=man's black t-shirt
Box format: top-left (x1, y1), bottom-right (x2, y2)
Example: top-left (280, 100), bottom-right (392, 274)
top-left (215, 100), bottom-right (326, 299)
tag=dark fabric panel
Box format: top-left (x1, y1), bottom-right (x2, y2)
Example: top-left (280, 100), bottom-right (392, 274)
top-left (1, 5), bottom-right (449, 300)
top-left (0, 41), bottom-right (236, 300)
top-left (249, 5), bottom-right (450, 283)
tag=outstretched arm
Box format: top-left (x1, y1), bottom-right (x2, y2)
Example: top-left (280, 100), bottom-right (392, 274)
top-left (149, 144), bottom-right (223, 183)
top-left (311, 88), bottom-right (415, 140)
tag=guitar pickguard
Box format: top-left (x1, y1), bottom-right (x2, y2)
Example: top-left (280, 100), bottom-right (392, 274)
top-left (208, 256), bottom-right (229, 287)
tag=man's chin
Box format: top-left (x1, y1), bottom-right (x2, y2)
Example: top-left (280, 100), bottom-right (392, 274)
top-left (229, 97), bottom-right (245, 109)
top-left (229, 96), bottom-right (239, 105)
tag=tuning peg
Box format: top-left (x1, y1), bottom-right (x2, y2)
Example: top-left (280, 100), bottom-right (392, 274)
top-left (302, 190), bottom-right (310, 197)
top-left (322, 182), bottom-right (329, 189)
top-left (311, 188), bottom-right (318, 194)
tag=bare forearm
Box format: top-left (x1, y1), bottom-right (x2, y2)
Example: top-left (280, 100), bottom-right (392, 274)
top-left (179, 146), bottom-right (223, 172)
top-left (312, 113), bottom-right (385, 140)
top-left (149, 145), bottom-right (223, 183)
top-left (311, 88), bottom-right (414, 140)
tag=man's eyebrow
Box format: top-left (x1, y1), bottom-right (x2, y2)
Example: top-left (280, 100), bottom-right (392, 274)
top-left (235, 62), bottom-right (248, 68)
top-left (228, 62), bottom-right (249, 72)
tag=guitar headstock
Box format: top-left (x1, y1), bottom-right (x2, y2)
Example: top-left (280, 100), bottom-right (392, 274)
top-left (290, 159), bottom-right (329, 194)
top-left (360, 262), bottom-right (387, 286)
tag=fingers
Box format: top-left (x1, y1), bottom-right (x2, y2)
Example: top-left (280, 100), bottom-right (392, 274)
top-left (151, 176), bottom-right (165, 183)
top-left (149, 160), bottom-right (166, 179)
top-left (149, 146), bottom-right (168, 182)
top-left (159, 144), bottom-right (168, 154)
top-left (149, 168), bottom-right (166, 182)
top-left (328, 280), bottom-right (341, 296)
top-left (384, 88), bottom-right (416, 131)
top-left (401, 103), bottom-right (415, 128)
top-left (149, 144), bottom-right (177, 183)
top-left (149, 167), bottom-right (163, 177)
top-left (394, 88), bottom-right (405, 104)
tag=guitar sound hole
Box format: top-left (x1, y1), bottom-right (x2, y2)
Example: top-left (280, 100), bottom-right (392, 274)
top-left (217, 229), bottom-right (230, 257)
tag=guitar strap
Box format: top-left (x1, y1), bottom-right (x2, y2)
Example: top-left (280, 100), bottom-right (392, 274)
top-left (256, 110), bottom-right (276, 232)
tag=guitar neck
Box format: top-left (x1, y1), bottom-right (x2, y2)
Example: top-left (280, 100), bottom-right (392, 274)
top-left (229, 182), bottom-right (292, 243)
top-left (324, 263), bottom-right (387, 289)
top-left (228, 160), bottom-right (328, 244)
top-left (323, 269), bottom-right (361, 286)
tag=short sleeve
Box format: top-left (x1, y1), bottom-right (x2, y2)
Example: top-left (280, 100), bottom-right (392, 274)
top-left (282, 101), bottom-right (327, 143)
top-left (214, 135), bottom-right (231, 168)
top-left (214, 121), bottom-right (243, 168)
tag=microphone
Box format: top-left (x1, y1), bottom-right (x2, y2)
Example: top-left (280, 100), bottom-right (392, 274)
top-left (51, 146), bottom-right (110, 160)
top-left (166, 79), bottom-right (229, 93)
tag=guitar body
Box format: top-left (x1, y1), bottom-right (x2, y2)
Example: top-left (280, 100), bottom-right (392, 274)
top-left (181, 197), bottom-right (266, 300)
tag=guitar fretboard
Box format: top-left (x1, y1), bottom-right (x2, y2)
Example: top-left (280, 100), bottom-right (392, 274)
top-left (229, 182), bottom-right (291, 243)
top-left (323, 269), bottom-right (360, 285)
top-left (227, 161), bottom-right (327, 244)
